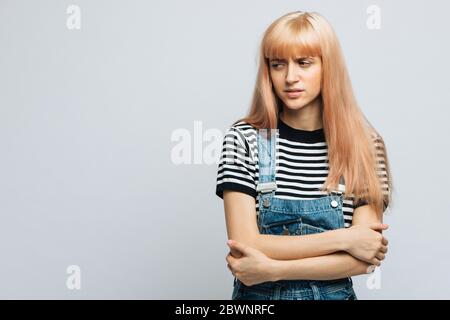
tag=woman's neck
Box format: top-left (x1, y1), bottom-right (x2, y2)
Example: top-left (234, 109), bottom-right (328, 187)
top-left (279, 98), bottom-right (323, 131)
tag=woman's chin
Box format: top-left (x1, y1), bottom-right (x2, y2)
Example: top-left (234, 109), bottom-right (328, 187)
top-left (282, 102), bottom-right (306, 111)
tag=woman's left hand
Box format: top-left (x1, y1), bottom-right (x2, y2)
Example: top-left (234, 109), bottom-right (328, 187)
top-left (225, 239), bottom-right (277, 286)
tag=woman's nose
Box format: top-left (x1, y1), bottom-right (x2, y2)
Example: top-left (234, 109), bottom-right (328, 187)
top-left (286, 67), bottom-right (300, 82)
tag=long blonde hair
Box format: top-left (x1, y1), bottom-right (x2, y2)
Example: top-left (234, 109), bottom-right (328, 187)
top-left (234, 11), bottom-right (393, 216)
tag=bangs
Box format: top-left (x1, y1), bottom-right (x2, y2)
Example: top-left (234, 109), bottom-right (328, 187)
top-left (263, 19), bottom-right (322, 61)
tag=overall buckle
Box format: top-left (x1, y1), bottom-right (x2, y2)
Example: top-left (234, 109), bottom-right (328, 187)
top-left (256, 181), bottom-right (277, 193)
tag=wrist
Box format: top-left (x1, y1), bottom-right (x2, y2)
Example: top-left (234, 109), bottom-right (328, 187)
top-left (267, 259), bottom-right (282, 282)
top-left (335, 228), bottom-right (350, 252)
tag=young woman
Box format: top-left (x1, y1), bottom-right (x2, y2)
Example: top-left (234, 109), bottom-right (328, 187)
top-left (215, 11), bottom-right (393, 300)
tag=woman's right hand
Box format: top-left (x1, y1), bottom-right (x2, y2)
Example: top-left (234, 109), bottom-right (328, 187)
top-left (343, 223), bottom-right (389, 266)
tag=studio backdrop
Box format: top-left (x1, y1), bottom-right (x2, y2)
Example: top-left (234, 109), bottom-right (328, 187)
top-left (0, 0), bottom-right (448, 299)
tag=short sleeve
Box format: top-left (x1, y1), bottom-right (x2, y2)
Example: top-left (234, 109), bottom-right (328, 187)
top-left (215, 126), bottom-right (257, 199)
top-left (375, 136), bottom-right (391, 211)
top-left (353, 199), bottom-right (369, 209)
top-left (353, 135), bottom-right (391, 211)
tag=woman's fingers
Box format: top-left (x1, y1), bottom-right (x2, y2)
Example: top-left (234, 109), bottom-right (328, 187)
top-left (376, 252), bottom-right (385, 261)
top-left (382, 237), bottom-right (389, 246)
top-left (371, 258), bottom-right (382, 266)
top-left (226, 257), bottom-right (235, 275)
top-left (226, 252), bottom-right (235, 264)
top-left (366, 265), bottom-right (376, 273)
top-left (226, 252), bottom-right (237, 276)
top-left (380, 245), bottom-right (388, 254)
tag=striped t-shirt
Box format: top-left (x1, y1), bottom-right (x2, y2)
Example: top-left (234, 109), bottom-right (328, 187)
top-left (215, 117), bottom-right (389, 228)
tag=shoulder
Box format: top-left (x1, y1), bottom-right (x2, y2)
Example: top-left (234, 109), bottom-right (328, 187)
top-left (368, 128), bottom-right (385, 143)
top-left (229, 121), bottom-right (258, 137)
top-left (225, 121), bottom-right (258, 146)
top-left (367, 129), bottom-right (387, 152)
top-left (222, 121), bottom-right (258, 162)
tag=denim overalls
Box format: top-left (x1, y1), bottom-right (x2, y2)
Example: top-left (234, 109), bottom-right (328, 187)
top-left (231, 129), bottom-right (357, 300)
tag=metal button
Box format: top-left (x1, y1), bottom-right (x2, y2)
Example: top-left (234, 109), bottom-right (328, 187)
top-left (263, 199), bottom-right (270, 208)
top-left (330, 200), bottom-right (338, 208)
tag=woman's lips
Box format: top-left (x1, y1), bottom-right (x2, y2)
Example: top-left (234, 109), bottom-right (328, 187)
top-left (286, 90), bottom-right (304, 98)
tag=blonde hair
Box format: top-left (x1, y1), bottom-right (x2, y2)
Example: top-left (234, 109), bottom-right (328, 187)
top-left (233, 11), bottom-right (393, 216)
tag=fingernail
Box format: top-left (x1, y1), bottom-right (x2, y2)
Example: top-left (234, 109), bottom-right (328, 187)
top-left (227, 240), bottom-right (233, 245)
top-left (367, 265), bottom-right (376, 273)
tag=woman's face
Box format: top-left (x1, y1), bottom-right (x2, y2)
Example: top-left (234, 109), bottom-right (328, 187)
top-left (269, 55), bottom-right (322, 111)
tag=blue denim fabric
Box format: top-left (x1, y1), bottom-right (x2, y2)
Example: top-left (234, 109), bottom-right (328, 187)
top-left (231, 128), bottom-right (357, 300)
top-left (232, 276), bottom-right (357, 300)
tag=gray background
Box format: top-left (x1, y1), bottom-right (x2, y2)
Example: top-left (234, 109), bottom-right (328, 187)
top-left (0, 0), bottom-right (448, 299)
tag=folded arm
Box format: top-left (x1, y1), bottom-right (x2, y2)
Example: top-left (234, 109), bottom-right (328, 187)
top-left (223, 190), bottom-right (349, 260)
top-left (268, 203), bottom-right (386, 280)
top-left (224, 190), bottom-right (388, 280)
top-left (269, 251), bottom-right (372, 281)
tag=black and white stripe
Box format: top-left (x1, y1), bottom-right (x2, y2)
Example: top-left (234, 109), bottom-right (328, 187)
top-left (216, 120), bottom-right (389, 228)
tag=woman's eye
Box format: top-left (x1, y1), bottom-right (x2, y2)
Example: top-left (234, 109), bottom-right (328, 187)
top-left (271, 61), bottom-right (310, 69)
